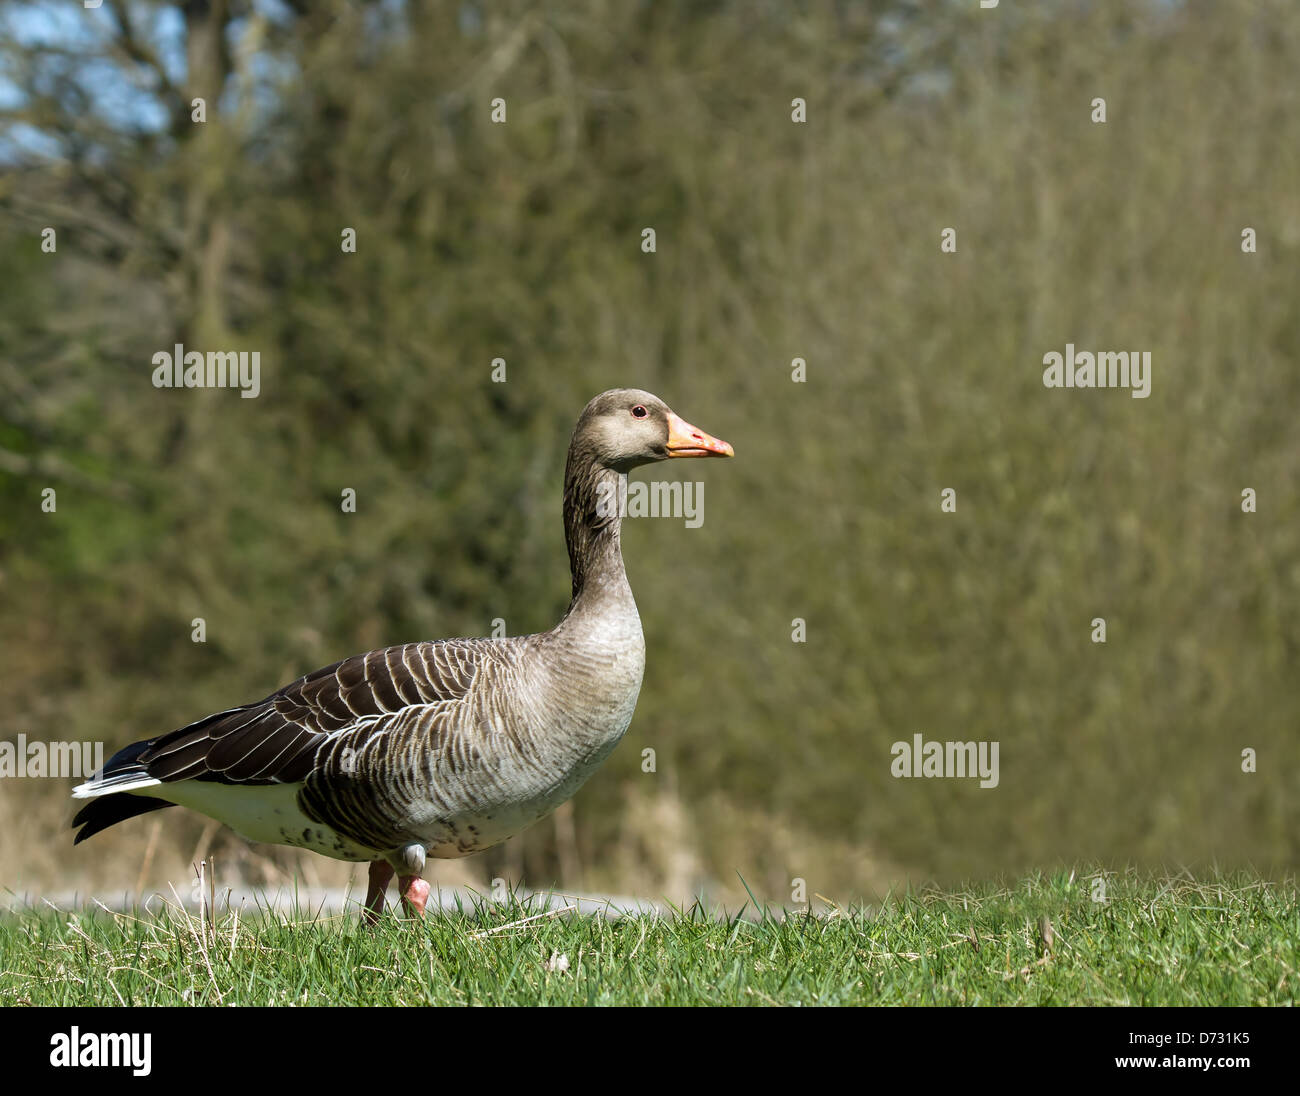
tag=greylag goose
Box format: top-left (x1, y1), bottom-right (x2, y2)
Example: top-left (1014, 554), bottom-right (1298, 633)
top-left (71, 390), bottom-right (732, 919)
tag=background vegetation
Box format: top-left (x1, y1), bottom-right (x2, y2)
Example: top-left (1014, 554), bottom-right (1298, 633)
top-left (1, 0), bottom-right (1297, 906)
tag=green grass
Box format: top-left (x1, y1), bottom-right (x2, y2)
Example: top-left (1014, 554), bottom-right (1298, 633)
top-left (2, 870), bottom-right (1295, 1006)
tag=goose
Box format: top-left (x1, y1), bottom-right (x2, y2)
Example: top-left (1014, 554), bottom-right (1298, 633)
top-left (71, 389), bottom-right (732, 919)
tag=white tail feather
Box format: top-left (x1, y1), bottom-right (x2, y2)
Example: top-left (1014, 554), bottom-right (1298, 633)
top-left (71, 775), bottom-right (163, 799)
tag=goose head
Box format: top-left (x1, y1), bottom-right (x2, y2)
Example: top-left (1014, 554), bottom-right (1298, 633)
top-left (574, 388), bottom-right (734, 472)
top-left (562, 388), bottom-right (733, 603)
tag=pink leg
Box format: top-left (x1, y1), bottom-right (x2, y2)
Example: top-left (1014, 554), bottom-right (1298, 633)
top-left (398, 874), bottom-right (430, 918)
top-left (364, 860), bottom-right (395, 924)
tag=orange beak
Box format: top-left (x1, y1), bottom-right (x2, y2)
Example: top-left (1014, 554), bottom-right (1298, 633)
top-left (665, 411), bottom-right (734, 459)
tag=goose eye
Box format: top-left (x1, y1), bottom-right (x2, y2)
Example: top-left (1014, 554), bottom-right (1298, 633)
top-left (631, 405), bottom-right (648, 419)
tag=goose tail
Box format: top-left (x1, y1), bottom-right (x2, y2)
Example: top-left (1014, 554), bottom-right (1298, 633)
top-left (70, 737), bottom-right (172, 844)
top-left (71, 738), bottom-right (163, 799)
top-left (72, 795), bottom-right (173, 845)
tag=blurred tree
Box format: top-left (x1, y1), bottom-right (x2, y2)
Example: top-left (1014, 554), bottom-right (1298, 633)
top-left (1, 0), bottom-right (1296, 899)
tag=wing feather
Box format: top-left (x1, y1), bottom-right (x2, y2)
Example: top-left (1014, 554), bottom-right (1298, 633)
top-left (95, 641), bottom-right (483, 789)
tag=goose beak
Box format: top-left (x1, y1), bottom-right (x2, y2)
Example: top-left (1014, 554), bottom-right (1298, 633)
top-left (665, 411), bottom-right (734, 458)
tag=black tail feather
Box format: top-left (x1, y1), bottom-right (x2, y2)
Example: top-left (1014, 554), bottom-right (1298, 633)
top-left (72, 794), bottom-right (174, 845)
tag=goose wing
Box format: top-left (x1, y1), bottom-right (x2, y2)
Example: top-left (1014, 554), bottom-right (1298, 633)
top-left (83, 641), bottom-right (482, 791)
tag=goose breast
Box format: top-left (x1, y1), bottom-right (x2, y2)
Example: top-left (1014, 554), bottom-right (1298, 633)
top-left (299, 624), bottom-right (645, 858)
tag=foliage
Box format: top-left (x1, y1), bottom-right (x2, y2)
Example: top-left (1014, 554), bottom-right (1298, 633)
top-left (1, 1), bottom-right (1297, 898)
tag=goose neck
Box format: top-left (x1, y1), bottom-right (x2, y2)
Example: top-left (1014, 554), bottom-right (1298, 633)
top-left (561, 456), bottom-right (633, 619)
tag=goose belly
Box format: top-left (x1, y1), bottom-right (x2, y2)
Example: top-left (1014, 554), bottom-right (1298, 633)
top-left (137, 780), bottom-right (380, 862)
top-left (414, 743), bottom-right (625, 858)
top-left (406, 682), bottom-right (642, 858)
